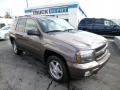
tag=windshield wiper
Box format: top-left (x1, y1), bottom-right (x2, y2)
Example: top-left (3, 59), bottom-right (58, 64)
top-left (45, 30), bottom-right (63, 33)
top-left (64, 29), bottom-right (74, 32)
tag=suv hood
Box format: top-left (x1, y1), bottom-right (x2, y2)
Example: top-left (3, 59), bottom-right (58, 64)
top-left (49, 30), bottom-right (107, 50)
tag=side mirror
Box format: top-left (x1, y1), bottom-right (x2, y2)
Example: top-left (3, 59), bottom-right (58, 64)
top-left (27, 30), bottom-right (40, 36)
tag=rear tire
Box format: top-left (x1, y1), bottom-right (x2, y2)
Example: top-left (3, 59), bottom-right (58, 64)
top-left (5, 33), bottom-right (9, 40)
top-left (12, 41), bottom-right (23, 55)
top-left (47, 55), bottom-right (69, 82)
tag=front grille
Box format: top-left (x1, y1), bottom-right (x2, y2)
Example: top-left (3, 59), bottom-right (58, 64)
top-left (95, 43), bottom-right (108, 61)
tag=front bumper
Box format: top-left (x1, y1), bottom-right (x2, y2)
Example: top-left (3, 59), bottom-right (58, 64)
top-left (0, 34), bottom-right (5, 39)
top-left (67, 50), bottom-right (111, 78)
top-left (0, 34), bottom-right (8, 40)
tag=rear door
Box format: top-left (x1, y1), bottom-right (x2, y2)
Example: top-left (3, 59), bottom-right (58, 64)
top-left (92, 19), bottom-right (105, 34)
top-left (15, 18), bottom-right (27, 49)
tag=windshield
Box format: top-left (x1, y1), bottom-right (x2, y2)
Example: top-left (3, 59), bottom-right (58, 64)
top-left (39, 18), bottom-right (74, 33)
top-left (1, 25), bottom-right (10, 31)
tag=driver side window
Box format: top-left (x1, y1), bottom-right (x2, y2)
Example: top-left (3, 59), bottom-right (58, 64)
top-left (25, 19), bottom-right (38, 33)
top-left (104, 20), bottom-right (110, 26)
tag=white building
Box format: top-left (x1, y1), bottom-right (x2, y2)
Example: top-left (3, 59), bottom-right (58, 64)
top-left (25, 2), bottom-right (87, 28)
top-left (0, 18), bottom-right (13, 25)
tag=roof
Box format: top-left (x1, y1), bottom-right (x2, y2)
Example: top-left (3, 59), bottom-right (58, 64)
top-left (18, 15), bottom-right (58, 20)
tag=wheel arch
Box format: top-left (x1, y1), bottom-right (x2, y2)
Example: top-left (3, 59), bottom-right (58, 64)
top-left (44, 50), bottom-right (70, 76)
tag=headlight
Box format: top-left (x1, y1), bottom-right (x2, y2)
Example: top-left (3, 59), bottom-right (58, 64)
top-left (75, 52), bottom-right (81, 63)
top-left (75, 50), bottom-right (95, 64)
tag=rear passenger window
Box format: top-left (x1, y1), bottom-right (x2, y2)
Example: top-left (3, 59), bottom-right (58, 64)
top-left (95, 19), bottom-right (102, 24)
top-left (85, 19), bottom-right (94, 25)
top-left (16, 18), bottom-right (26, 32)
top-left (25, 19), bottom-right (38, 32)
top-left (12, 19), bottom-right (18, 30)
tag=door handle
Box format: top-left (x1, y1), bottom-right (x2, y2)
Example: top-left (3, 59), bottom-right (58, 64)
top-left (16, 34), bottom-right (23, 37)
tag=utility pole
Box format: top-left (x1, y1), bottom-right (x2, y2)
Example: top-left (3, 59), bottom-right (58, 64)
top-left (26, 0), bottom-right (28, 8)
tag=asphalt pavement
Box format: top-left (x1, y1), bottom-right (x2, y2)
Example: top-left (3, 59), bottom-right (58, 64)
top-left (0, 39), bottom-right (120, 90)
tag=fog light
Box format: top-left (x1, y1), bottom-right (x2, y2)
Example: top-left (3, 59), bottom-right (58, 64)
top-left (84, 71), bottom-right (91, 76)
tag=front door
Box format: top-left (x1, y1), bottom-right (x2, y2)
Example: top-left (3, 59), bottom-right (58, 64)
top-left (24, 18), bottom-right (43, 58)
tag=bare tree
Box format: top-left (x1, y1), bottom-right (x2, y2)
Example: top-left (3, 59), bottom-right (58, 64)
top-left (0, 16), bottom-right (3, 18)
top-left (4, 11), bottom-right (12, 18)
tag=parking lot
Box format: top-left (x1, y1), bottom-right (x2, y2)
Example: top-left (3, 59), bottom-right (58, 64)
top-left (0, 39), bottom-right (120, 90)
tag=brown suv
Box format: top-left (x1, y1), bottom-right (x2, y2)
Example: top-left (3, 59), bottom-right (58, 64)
top-left (9, 16), bottom-right (110, 82)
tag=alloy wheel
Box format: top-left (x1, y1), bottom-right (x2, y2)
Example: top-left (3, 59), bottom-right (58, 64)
top-left (49, 60), bottom-right (63, 80)
top-left (13, 42), bottom-right (18, 53)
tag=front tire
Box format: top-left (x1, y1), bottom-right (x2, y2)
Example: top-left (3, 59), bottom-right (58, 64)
top-left (47, 55), bottom-right (69, 82)
top-left (12, 41), bottom-right (23, 55)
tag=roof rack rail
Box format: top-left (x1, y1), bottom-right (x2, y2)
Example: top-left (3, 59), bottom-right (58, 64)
top-left (18, 15), bottom-right (31, 18)
top-left (24, 15), bottom-right (31, 17)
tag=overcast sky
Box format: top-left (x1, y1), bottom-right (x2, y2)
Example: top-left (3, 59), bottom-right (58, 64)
top-left (0, 0), bottom-right (120, 19)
